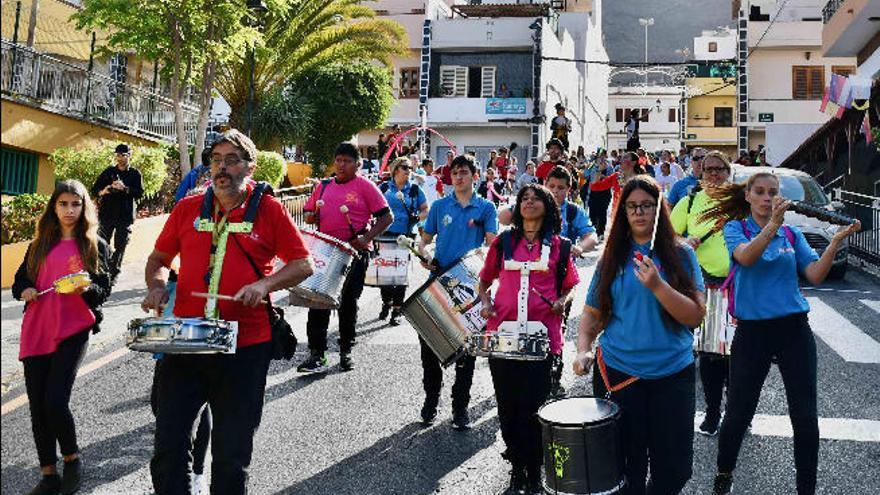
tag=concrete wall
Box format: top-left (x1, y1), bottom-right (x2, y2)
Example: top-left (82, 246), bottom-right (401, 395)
top-left (694, 30), bottom-right (737, 60)
top-left (765, 122), bottom-right (824, 166)
top-left (432, 17), bottom-right (534, 50)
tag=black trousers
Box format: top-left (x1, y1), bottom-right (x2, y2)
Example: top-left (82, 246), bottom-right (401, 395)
top-left (593, 362), bottom-right (695, 495)
top-left (587, 189), bottom-right (612, 237)
top-left (23, 331), bottom-right (89, 467)
top-left (98, 222), bottom-right (132, 277)
top-left (150, 341), bottom-right (272, 495)
top-left (306, 254), bottom-right (368, 353)
top-left (379, 285), bottom-right (406, 309)
top-left (717, 312), bottom-right (818, 495)
top-left (699, 353), bottom-right (729, 417)
top-left (151, 359), bottom-right (213, 475)
top-left (489, 357), bottom-right (552, 470)
top-left (419, 336), bottom-right (475, 413)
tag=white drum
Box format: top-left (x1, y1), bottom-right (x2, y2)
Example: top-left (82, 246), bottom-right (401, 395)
top-left (364, 236), bottom-right (411, 287)
top-left (694, 286), bottom-right (736, 355)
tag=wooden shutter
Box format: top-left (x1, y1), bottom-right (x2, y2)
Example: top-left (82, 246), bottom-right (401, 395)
top-left (668, 108), bottom-right (677, 122)
top-left (792, 66), bottom-right (824, 100)
top-left (1, 147), bottom-right (39, 195)
top-left (832, 65), bottom-right (856, 77)
top-left (480, 66), bottom-right (496, 98)
top-left (616, 108), bottom-right (624, 122)
top-left (808, 67), bottom-right (824, 99)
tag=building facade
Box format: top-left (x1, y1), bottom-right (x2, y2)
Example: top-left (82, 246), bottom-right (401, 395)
top-left (607, 86), bottom-right (684, 153)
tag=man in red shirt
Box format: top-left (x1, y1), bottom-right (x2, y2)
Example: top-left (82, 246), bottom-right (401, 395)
top-left (141, 129), bottom-right (313, 494)
top-left (432, 149), bottom-right (455, 190)
top-left (535, 138), bottom-right (566, 183)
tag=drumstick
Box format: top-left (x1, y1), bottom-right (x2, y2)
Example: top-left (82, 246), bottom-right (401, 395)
top-left (648, 189), bottom-right (664, 255)
top-left (530, 287), bottom-right (555, 307)
top-left (339, 205), bottom-right (356, 237)
top-left (396, 235), bottom-right (431, 264)
top-left (191, 292), bottom-right (267, 304)
top-left (37, 287), bottom-right (55, 296)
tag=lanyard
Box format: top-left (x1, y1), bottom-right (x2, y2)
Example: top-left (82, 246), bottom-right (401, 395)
top-left (196, 196), bottom-right (249, 318)
top-left (596, 346), bottom-right (639, 399)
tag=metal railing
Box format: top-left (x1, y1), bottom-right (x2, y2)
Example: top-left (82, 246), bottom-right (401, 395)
top-left (835, 189), bottom-right (880, 266)
top-left (276, 184), bottom-right (315, 228)
top-left (1, 40), bottom-right (200, 144)
top-left (822, 0), bottom-right (846, 23)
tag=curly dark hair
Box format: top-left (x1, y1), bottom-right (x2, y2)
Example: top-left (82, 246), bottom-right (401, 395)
top-left (594, 176), bottom-right (698, 330)
top-left (494, 184), bottom-right (562, 267)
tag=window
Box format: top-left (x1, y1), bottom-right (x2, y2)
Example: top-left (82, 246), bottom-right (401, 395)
top-left (708, 42), bottom-right (718, 53)
top-left (831, 65), bottom-right (856, 77)
top-left (616, 108), bottom-right (624, 122)
top-left (1, 147), bottom-right (39, 195)
top-left (439, 64), bottom-right (495, 98)
top-left (399, 67), bottom-right (419, 98)
top-left (640, 108), bottom-right (649, 122)
top-left (480, 66), bottom-right (496, 98)
top-left (439, 65), bottom-right (468, 97)
top-left (668, 108), bottom-right (677, 122)
top-left (792, 66), bottom-right (824, 100)
top-left (714, 107), bottom-right (734, 127)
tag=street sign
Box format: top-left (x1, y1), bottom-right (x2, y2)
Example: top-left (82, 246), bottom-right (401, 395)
top-left (759, 113), bottom-right (774, 122)
top-left (687, 133), bottom-right (697, 139)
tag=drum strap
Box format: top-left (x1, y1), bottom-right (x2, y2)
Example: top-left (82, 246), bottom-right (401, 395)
top-left (596, 346), bottom-right (638, 398)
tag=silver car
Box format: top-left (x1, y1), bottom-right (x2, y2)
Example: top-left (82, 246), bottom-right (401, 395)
top-left (731, 165), bottom-right (849, 279)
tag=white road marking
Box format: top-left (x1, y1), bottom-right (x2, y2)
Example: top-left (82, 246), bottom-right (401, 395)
top-left (1, 347), bottom-right (130, 416)
top-left (694, 412), bottom-right (880, 443)
top-left (807, 297), bottom-right (880, 364)
top-left (859, 299), bottom-right (880, 315)
top-left (802, 287), bottom-right (873, 294)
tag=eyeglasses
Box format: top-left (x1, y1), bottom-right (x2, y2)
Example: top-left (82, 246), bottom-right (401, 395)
top-left (625, 202), bottom-right (657, 214)
top-left (703, 167), bottom-right (729, 174)
top-left (693, 155), bottom-right (705, 161)
top-left (210, 155), bottom-right (245, 167)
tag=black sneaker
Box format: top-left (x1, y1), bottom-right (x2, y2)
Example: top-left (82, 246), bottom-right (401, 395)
top-left (339, 351), bottom-right (354, 372)
top-left (713, 473), bottom-right (733, 495)
top-left (296, 352), bottom-right (328, 374)
top-left (378, 304), bottom-right (390, 320)
top-left (500, 466), bottom-right (527, 495)
top-left (550, 380), bottom-right (567, 399)
top-left (452, 409), bottom-right (471, 431)
top-left (388, 309), bottom-right (401, 326)
top-left (699, 413), bottom-right (721, 436)
top-left (60, 457), bottom-right (82, 494)
top-left (420, 396), bottom-right (438, 425)
top-left (27, 474), bottom-right (61, 495)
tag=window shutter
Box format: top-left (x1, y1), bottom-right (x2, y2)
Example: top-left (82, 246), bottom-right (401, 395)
top-left (480, 66), bottom-right (496, 98)
top-left (808, 67), bottom-right (824, 100)
top-left (441, 65), bottom-right (467, 97)
top-left (616, 108), bottom-right (623, 122)
top-left (454, 66), bottom-right (468, 97)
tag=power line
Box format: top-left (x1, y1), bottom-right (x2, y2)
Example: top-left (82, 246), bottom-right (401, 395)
top-left (747, 0), bottom-right (792, 60)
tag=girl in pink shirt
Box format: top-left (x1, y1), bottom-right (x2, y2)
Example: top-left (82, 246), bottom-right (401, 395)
top-left (477, 184), bottom-right (579, 494)
top-left (12, 180), bottom-right (111, 495)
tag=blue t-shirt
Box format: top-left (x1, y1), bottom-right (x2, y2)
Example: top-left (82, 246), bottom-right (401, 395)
top-left (424, 193), bottom-right (498, 268)
top-left (723, 217), bottom-right (818, 320)
top-left (667, 175), bottom-right (699, 206)
top-left (175, 165), bottom-right (209, 202)
top-left (586, 242), bottom-right (705, 379)
top-left (382, 181), bottom-right (426, 235)
top-left (560, 200), bottom-right (595, 242)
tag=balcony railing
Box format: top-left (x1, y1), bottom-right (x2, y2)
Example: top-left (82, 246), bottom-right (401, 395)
top-left (1, 40), bottom-right (199, 145)
top-left (822, 0), bottom-right (846, 23)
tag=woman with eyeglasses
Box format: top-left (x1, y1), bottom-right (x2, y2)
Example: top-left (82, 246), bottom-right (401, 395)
top-left (573, 176), bottom-right (706, 494)
top-left (670, 151), bottom-right (734, 438)
top-left (699, 173), bottom-right (860, 495)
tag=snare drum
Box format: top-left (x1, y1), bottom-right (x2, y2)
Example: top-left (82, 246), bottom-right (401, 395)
top-left (364, 236), bottom-right (410, 287)
top-left (468, 329), bottom-right (550, 361)
top-left (53, 272), bottom-right (91, 294)
top-left (401, 249), bottom-right (487, 366)
top-left (127, 317), bottom-right (238, 354)
top-left (539, 397), bottom-right (626, 495)
top-left (694, 286), bottom-right (736, 355)
top-left (289, 230), bottom-right (356, 309)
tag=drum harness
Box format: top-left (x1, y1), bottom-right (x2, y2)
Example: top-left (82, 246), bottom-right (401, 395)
top-left (195, 182), bottom-right (269, 318)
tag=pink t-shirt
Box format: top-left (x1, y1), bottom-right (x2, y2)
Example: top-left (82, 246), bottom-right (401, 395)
top-left (20, 239), bottom-right (96, 360)
top-left (480, 235), bottom-right (579, 355)
top-left (304, 175), bottom-right (389, 242)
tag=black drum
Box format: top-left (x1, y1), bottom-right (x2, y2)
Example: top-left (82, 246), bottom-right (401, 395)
top-left (538, 397), bottom-right (625, 494)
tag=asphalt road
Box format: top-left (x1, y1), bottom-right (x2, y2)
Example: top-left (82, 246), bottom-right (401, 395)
top-left (2, 252), bottom-right (879, 494)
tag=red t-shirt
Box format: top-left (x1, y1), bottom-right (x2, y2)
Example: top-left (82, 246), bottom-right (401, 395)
top-left (535, 161), bottom-right (556, 182)
top-left (433, 164), bottom-right (453, 186)
top-left (155, 185), bottom-right (310, 348)
top-left (495, 157), bottom-right (512, 180)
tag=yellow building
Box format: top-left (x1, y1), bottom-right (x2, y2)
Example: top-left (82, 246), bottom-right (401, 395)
top-left (1, 0), bottom-right (198, 197)
top-left (684, 77), bottom-right (738, 159)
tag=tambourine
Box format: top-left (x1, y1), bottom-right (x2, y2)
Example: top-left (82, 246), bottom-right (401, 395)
top-left (38, 271), bottom-right (91, 296)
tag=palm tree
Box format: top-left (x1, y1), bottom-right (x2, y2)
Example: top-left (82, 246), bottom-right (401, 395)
top-left (215, 0), bottom-right (408, 133)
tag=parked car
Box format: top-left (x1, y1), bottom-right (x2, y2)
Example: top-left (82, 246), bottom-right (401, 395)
top-left (731, 165), bottom-right (849, 279)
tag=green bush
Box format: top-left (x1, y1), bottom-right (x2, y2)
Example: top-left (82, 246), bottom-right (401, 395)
top-left (254, 151), bottom-right (286, 188)
top-left (50, 141), bottom-right (169, 197)
top-left (1, 193), bottom-right (50, 244)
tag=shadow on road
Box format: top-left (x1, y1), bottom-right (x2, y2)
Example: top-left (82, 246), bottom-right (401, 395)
top-left (271, 396), bottom-right (500, 495)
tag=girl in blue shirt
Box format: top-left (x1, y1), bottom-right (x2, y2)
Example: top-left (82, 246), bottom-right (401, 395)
top-left (574, 176), bottom-right (707, 495)
top-left (700, 172), bottom-right (860, 495)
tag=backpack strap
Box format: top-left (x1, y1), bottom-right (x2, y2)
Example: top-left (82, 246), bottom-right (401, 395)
top-left (242, 182), bottom-right (269, 224)
top-left (556, 237), bottom-right (571, 297)
top-left (199, 186), bottom-right (215, 220)
top-left (319, 178), bottom-right (332, 199)
top-left (501, 230), bottom-right (514, 261)
top-left (379, 182), bottom-right (389, 194)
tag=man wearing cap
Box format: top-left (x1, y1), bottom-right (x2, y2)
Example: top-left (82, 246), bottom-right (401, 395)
top-left (667, 147), bottom-right (706, 206)
top-left (535, 138), bottom-right (565, 183)
top-left (91, 143), bottom-right (144, 283)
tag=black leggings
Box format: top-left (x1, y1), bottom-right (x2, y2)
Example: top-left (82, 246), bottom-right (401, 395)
top-left (151, 359), bottom-right (212, 474)
top-left (699, 353), bottom-right (729, 417)
top-left (587, 188), bottom-right (612, 237)
top-left (379, 285), bottom-right (406, 309)
top-left (489, 357), bottom-right (552, 470)
top-left (23, 331), bottom-right (89, 467)
top-left (717, 312), bottom-right (818, 495)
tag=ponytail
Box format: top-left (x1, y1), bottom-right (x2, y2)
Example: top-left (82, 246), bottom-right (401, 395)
top-left (699, 172), bottom-right (777, 231)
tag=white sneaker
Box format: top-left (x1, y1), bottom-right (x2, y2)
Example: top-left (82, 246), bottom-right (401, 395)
top-left (191, 473), bottom-right (207, 495)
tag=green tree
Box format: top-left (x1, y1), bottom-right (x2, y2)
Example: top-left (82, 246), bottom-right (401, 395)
top-left (72, 0), bottom-right (280, 174)
top-left (214, 0), bottom-right (407, 130)
top-left (287, 61), bottom-right (394, 174)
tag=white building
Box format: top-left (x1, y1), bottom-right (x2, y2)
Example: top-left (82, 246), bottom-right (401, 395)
top-left (736, 0), bottom-right (858, 163)
top-left (607, 86), bottom-right (685, 153)
top-left (694, 27), bottom-right (737, 60)
top-left (357, 0), bottom-right (609, 170)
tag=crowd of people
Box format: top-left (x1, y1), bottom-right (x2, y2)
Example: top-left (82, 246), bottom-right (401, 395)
top-left (11, 127), bottom-right (861, 495)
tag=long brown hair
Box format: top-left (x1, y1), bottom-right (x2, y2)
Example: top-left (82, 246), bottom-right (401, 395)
top-left (698, 172), bottom-right (778, 231)
top-left (595, 176), bottom-right (698, 330)
top-left (27, 180), bottom-right (100, 280)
